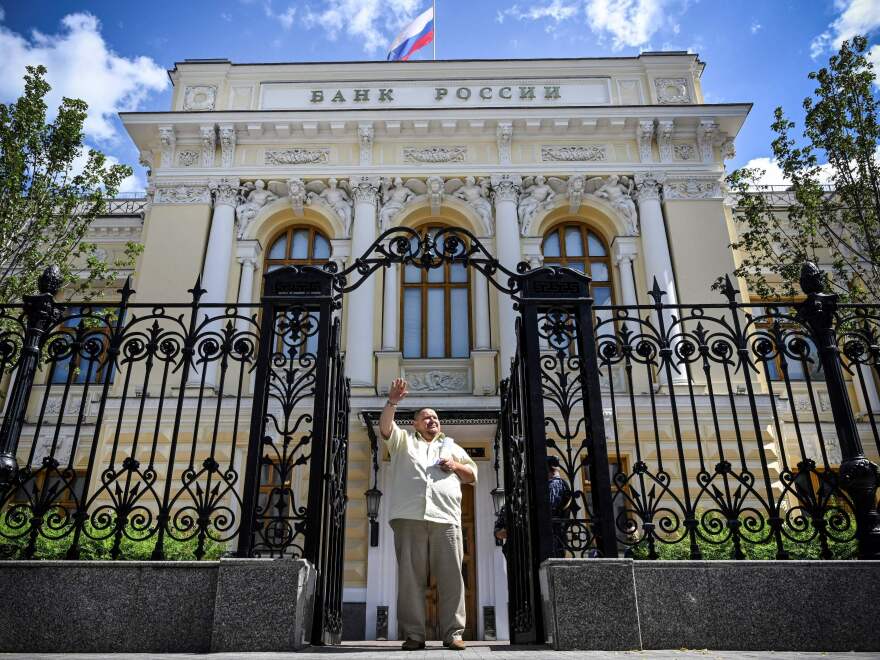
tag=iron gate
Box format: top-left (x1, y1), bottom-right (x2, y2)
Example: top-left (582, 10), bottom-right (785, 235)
top-left (237, 265), bottom-right (350, 644)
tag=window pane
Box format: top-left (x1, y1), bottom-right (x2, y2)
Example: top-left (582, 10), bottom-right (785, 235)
top-left (427, 264), bottom-right (444, 283)
top-left (426, 288), bottom-right (445, 358)
top-left (449, 262), bottom-right (467, 283)
top-left (313, 234), bottom-right (330, 259)
top-left (543, 231), bottom-right (561, 257)
top-left (593, 286), bottom-right (612, 306)
top-left (564, 227), bottom-right (584, 257)
top-left (587, 232), bottom-right (606, 256)
top-left (591, 262), bottom-right (609, 281)
top-left (404, 265), bottom-right (421, 283)
top-left (450, 289), bottom-right (470, 357)
top-left (403, 289), bottom-right (422, 358)
top-left (291, 230), bottom-right (309, 259)
top-left (269, 235), bottom-right (287, 260)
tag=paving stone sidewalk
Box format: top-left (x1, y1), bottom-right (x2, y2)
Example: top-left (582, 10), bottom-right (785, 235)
top-left (2, 642), bottom-right (878, 659)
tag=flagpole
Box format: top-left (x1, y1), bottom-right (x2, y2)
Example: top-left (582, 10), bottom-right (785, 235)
top-left (433, 0), bottom-right (436, 60)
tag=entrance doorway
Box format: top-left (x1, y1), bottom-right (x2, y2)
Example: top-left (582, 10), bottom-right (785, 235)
top-left (424, 485), bottom-right (477, 640)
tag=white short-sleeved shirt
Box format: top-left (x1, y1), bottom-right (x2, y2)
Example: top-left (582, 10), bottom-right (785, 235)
top-left (384, 422), bottom-right (478, 526)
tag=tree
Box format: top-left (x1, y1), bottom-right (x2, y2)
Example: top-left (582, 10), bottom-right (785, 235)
top-left (725, 36), bottom-right (880, 303)
top-left (0, 65), bottom-right (141, 304)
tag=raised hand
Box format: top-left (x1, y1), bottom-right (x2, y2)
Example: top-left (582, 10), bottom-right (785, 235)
top-left (388, 378), bottom-right (409, 404)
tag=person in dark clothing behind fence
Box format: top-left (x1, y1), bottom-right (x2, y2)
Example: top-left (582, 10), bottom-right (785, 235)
top-left (494, 455), bottom-right (572, 558)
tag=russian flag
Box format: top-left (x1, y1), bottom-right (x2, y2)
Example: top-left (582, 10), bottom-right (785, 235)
top-left (386, 7), bottom-right (434, 61)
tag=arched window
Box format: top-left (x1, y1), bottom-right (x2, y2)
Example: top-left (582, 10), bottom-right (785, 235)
top-left (263, 226), bottom-right (332, 356)
top-left (542, 223), bottom-right (614, 306)
top-left (264, 226), bottom-right (331, 273)
top-left (401, 225), bottom-right (471, 359)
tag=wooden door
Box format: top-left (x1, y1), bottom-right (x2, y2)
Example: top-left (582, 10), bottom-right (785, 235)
top-left (425, 486), bottom-right (477, 640)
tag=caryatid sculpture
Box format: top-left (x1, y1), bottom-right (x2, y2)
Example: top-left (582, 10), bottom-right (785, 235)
top-left (453, 176), bottom-right (494, 235)
top-left (594, 175), bottom-right (639, 236)
top-left (379, 177), bottom-right (415, 231)
top-left (235, 179), bottom-right (279, 238)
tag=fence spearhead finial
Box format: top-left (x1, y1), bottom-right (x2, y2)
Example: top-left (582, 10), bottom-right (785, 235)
top-left (37, 265), bottom-right (62, 296)
top-left (799, 261), bottom-right (825, 295)
top-left (648, 276), bottom-right (666, 305)
top-left (720, 274), bottom-right (738, 303)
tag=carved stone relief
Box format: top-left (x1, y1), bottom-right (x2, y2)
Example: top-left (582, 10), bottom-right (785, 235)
top-left (358, 123), bottom-right (374, 166)
top-left (200, 125), bottom-right (216, 168)
top-left (158, 126), bottom-right (175, 169)
top-left (177, 150), bottom-right (199, 167)
top-left (654, 78), bottom-right (691, 104)
top-left (152, 182), bottom-right (212, 205)
top-left (403, 146), bottom-right (467, 164)
top-left (637, 120), bottom-right (655, 163)
top-left (541, 145), bottom-right (607, 162)
top-left (265, 148), bottom-right (329, 165)
top-left (673, 143), bottom-right (697, 161)
top-left (219, 125), bottom-right (236, 169)
top-left (657, 120), bottom-right (674, 163)
top-left (406, 370), bottom-right (469, 392)
top-left (663, 177), bottom-right (723, 200)
top-left (183, 85), bottom-right (217, 111)
top-left (496, 122), bottom-right (513, 165)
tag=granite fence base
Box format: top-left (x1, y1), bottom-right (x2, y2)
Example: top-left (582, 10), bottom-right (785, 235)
top-left (0, 558), bottom-right (316, 653)
top-left (540, 558), bottom-right (880, 651)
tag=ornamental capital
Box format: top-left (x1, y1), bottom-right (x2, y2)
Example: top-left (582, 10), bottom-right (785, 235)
top-left (209, 177), bottom-right (240, 208)
top-left (490, 174), bottom-right (522, 203)
top-left (633, 172), bottom-right (666, 203)
top-left (349, 175), bottom-right (381, 204)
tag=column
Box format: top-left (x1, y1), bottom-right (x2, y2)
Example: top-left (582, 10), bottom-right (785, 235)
top-left (382, 261), bottom-right (399, 351)
top-left (195, 178), bottom-right (238, 388)
top-left (634, 173), bottom-right (678, 307)
top-left (472, 272), bottom-right (491, 350)
top-left (235, 240), bottom-right (261, 333)
top-left (634, 173), bottom-right (683, 384)
top-left (490, 174), bottom-right (522, 375)
top-left (612, 236), bottom-right (639, 309)
top-left (346, 177), bottom-right (381, 387)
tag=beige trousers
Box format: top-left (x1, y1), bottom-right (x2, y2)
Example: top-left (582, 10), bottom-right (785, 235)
top-left (390, 518), bottom-right (466, 643)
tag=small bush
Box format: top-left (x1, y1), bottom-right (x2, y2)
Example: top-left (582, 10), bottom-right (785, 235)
top-left (0, 516), bottom-right (227, 560)
top-left (628, 511), bottom-right (858, 560)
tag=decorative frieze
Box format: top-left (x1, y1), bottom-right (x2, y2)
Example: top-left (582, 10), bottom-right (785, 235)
top-left (402, 145), bottom-right (467, 164)
top-left (540, 145), bottom-right (607, 162)
top-left (183, 85), bottom-right (217, 111)
top-left (152, 180), bottom-right (211, 205)
top-left (654, 77), bottom-right (691, 104)
top-left (265, 148), bottom-right (329, 165)
top-left (404, 368), bottom-right (470, 393)
top-left (177, 150), bottom-right (199, 167)
top-left (663, 176), bottom-right (723, 200)
top-left (673, 143), bottom-right (697, 161)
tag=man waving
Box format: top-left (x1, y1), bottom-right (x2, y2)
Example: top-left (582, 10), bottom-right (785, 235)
top-left (380, 378), bottom-right (477, 651)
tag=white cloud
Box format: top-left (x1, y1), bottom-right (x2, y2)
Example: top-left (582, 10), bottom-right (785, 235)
top-left (810, 0), bottom-right (880, 59)
top-left (497, 1), bottom-right (580, 25)
top-left (67, 147), bottom-right (144, 194)
top-left (302, 0), bottom-right (424, 55)
top-left (0, 13), bottom-right (167, 143)
top-left (0, 7), bottom-right (5, 22)
top-left (263, 2), bottom-right (297, 30)
top-left (743, 156), bottom-right (838, 187)
top-left (584, 0), bottom-right (668, 50)
top-left (868, 43), bottom-right (880, 71)
top-left (750, 22), bottom-right (762, 34)
top-left (220, 12), bottom-right (233, 22)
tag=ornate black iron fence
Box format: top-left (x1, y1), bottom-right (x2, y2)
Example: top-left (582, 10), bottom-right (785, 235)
top-left (0, 265), bottom-right (351, 643)
top-left (533, 265), bottom-right (880, 565)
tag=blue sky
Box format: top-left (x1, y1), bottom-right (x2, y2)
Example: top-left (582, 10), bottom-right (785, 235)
top-left (1, 0), bottom-right (878, 192)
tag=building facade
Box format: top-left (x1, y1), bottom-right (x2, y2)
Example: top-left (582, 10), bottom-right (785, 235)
top-left (10, 54), bottom-right (879, 641)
